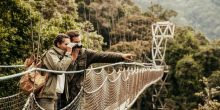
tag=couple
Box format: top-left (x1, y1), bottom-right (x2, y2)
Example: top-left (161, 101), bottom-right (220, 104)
top-left (36, 30), bottom-right (135, 110)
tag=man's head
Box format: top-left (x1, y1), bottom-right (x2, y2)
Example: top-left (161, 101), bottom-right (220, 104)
top-left (54, 33), bottom-right (70, 51)
top-left (66, 30), bottom-right (82, 51)
top-left (66, 30), bottom-right (81, 43)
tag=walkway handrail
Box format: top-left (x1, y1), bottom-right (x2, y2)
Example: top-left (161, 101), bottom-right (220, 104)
top-left (0, 68), bottom-right (35, 81)
top-left (0, 65), bottom-right (24, 68)
top-left (0, 62), bottom-right (163, 81)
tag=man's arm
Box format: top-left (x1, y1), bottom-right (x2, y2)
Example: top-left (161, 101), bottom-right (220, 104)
top-left (86, 49), bottom-right (134, 65)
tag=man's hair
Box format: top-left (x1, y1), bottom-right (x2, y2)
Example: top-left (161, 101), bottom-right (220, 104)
top-left (54, 33), bottom-right (70, 47)
top-left (66, 30), bottom-right (80, 40)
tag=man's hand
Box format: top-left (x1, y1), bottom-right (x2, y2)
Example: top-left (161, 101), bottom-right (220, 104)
top-left (71, 49), bottom-right (79, 61)
top-left (67, 43), bottom-right (78, 52)
top-left (122, 54), bottom-right (136, 61)
top-left (66, 47), bottom-right (72, 53)
top-left (67, 43), bottom-right (77, 48)
top-left (66, 43), bottom-right (73, 53)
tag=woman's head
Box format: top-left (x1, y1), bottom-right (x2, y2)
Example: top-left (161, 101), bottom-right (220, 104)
top-left (54, 34), bottom-right (70, 51)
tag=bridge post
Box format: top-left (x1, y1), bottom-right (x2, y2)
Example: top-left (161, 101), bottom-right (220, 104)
top-left (151, 21), bottom-right (175, 110)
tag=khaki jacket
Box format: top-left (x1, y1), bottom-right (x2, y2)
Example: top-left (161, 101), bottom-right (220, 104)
top-left (37, 46), bottom-right (72, 99)
top-left (67, 48), bottom-right (124, 100)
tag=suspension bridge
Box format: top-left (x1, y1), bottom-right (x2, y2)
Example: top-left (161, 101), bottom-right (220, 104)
top-left (0, 22), bottom-right (175, 110)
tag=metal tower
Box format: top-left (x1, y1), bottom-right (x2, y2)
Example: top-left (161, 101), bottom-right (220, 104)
top-left (151, 21), bottom-right (175, 109)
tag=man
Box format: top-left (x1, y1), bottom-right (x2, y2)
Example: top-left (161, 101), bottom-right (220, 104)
top-left (36, 34), bottom-right (75, 110)
top-left (66, 30), bottom-right (135, 103)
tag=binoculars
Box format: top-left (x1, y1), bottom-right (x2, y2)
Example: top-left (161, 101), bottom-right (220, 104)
top-left (71, 42), bottom-right (83, 48)
top-left (74, 43), bottom-right (83, 48)
top-left (67, 42), bottom-right (83, 48)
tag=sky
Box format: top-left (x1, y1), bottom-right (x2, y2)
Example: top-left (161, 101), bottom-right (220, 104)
top-left (132, 0), bottom-right (220, 40)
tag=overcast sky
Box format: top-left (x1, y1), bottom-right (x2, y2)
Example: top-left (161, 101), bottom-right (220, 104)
top-left (132, 0), bottom-right (220, 40)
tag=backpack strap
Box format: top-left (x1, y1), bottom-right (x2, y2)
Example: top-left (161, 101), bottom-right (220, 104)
top-left (52, 48), bottom-right (65, 60)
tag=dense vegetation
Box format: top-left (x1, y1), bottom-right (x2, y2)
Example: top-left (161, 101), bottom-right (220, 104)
top-left (0, 0), bottom-right (220, 109)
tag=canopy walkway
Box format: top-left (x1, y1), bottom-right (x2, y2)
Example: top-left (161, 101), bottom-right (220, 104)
top-left (0, 62), bottom-right (163, 110)
top-left (0, 21), bottom-right (174, 110)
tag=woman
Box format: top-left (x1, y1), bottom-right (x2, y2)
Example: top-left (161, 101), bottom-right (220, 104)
top-left (36, 34), bottom-right (75, 110)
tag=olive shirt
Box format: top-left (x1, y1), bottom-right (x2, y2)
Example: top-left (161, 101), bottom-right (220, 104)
top-left (37, 46), bottom-right (72, 99)
top-left (67, 48), bottom-right (124, 100)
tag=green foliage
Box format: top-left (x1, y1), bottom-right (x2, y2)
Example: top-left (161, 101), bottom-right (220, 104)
top-left (0, 0), bottom-right (104, 64)
top-left (195, 33), bottom-right (209, 45)
top-left (76, 0), bottom-right (140, 46)
top-left (76, 2), bottom-right (220, 109)
top-left (143, 4), bottom-right (177, 21)
top-left (196, 77), bottom-right (220, 110)
top-left (171, 55), bottom-right (203, 109)
top-left (165, 27), bottom-right (200, 66)
top-left (198, 100), bottom-right (220, 110)
top-left (164, 26), bottom-right (214, 110)
top-left (0, 0), bottom-right (220, 109)
top-left (0, 0), bottom-right (40, 64)
top-left (0, 0), bottom-right (104, 97)
top-left (208, 71), bottom-right (220, 90)
top-left (175, 55), bottom-right (202, 91)
top-left (76, 0), bottom-right (138, 28)
top-left (29, 0), bottom-right (78, 20)
top-left (80, 30), bottom-right (104, 51)
top-left (109, 40), bottom-right (151, 62)
top-left (193, 47), bottom-right (220, 77)
top-left (110, 15), bottom-right (154, 45)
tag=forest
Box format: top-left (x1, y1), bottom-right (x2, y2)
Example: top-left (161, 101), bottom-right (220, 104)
top-left (0, 0), bottom-right (220, 109)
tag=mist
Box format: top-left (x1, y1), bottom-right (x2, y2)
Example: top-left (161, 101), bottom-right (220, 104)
top-left (132, 0), bottom-right (220, 40)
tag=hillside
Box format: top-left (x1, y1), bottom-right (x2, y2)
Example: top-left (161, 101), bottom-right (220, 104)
top-left (132, 0), bottom-right (220, 40)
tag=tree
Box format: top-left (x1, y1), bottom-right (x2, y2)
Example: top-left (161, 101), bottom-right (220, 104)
top-left (0, 0), bottom-right (104, 97)
top-left (76, 0), bottom-right (140, 46)
top-left (193, 47), bottom-right (220, 77)
top-left (143, 4), bottom-right (177, 21)
top-left (108, 40), bottom-right (151, 62)
top-left (164, 26), bottom-right (210, 109)
top-left (173, 55), bottom-right (203, 109)
top-left (165, 26), bottom-right (200, 67)
top-left (109, 15), bottom-right (154, 45)
top-left (196, 77), bottom-right (220, 110)
top-left (208, 71), bottom-right (220, 90)
top-left (0, 0), bottom-right (40, 64)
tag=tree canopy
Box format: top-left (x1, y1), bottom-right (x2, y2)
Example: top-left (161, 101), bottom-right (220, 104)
top-left (0, 0), bottom-right (220, 109)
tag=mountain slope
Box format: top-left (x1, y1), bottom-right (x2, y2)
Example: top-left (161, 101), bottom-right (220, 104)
top-left (132, 0), bottom-right (220, 40)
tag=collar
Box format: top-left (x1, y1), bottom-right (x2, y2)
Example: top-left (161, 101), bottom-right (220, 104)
top-left (52, 46), bottom-right (66, 55)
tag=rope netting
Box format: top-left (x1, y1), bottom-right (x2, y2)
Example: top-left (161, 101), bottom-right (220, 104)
top-left (83, 65), bottom-right (163, 110)
top-left (0, 93), bottom-right (27, 110)
top-left (0, 62), bottom-right (164, 110)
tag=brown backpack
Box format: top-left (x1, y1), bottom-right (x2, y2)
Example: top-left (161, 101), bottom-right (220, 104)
top-left (19, 55), bottom-right (48, 94)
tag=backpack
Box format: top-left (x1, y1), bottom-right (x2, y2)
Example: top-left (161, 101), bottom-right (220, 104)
top-left (19, 54), bottom-right (48, 94)
top-left (19, 48), bottom-right (65, 94)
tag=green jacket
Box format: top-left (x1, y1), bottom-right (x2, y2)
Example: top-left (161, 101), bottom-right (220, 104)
top-left (37, 46), bottom-right (72, 99)
top-left (67, 48), bottom-right (124, 100)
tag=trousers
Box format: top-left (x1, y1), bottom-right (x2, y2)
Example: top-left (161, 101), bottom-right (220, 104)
top-left (37, 98), bottom-right (56, 110)
top-left (37, 93), bottom-right (62, 110)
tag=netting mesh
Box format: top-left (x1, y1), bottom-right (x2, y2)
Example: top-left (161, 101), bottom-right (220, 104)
top-left (22, 93), bottom-right (44, 110)
top-left (0, 64), bottom-right (163, 110)
top-left (0, 93), bottom-right (27, 110)
top-left (83, 66), bottom-right (163, 110)
top-left (61, 87), bottom-right (82, 110)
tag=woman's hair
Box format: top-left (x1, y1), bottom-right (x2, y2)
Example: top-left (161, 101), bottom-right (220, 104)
top-left (54, 33), bottom-right (70, 47)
